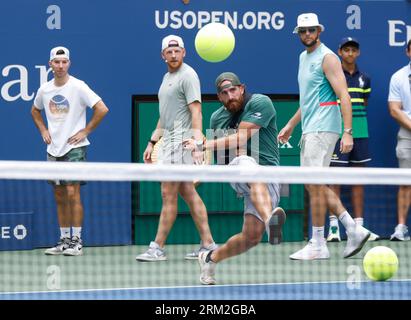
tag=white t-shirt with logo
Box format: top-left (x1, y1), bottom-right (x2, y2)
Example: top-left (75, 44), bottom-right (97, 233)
top-left (34, 75), bottom-right (101, 157)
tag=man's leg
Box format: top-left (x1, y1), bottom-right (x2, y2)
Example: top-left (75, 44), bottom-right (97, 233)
top-left (397, 186), bottom-right (411, 225)
top-left (154, 181), bottom-right (180, 247)
top-left (327, 185), bottom-right (342, 242)
top-left (136, 181), bottom-right (180, 262)
top-left (390, 186), bottom-right (411, 241)
top-left (66, 184), bottom-right (83, 229)
top-left (54, 185), bottom-right (71, 231)
top-left (64, 184), bottom-right (84, 256)
top-left (44, 185), bottom-right (72, 255)
top-left (178, 182), bottom-right (214, 247)
top-left (209, 214), bottom-right (264, 263)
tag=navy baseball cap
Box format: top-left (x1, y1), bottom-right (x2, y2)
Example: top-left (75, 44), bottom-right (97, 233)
top-left (339, 37), bottom-right (360, 49)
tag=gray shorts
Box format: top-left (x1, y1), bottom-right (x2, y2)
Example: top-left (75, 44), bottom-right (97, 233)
top-left (229, 156), bottom-right (280, 222)
top-left (396, 127), bottom-right (411, 168)
top-left (300, 132), bottom-right (339, 167)
top-left (47, 146), bottom-right (87, 185)
top-left (158, 143), bottom-right (193, 165)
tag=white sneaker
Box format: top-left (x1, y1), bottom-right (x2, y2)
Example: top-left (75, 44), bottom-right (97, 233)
top-left (44, 237), bottom-right (71, 255)
top-left (63, 236), bottom-right (83, 256)
top-left (198, 251), bottom-right (216, 285)
top-left (185, 242), bottom-right (218, 260)
top-left (289, 240), bottom-right (330, 260)
top-left (343, 225), bottom-right (370, 258)
top-left (266, 207), bottom-right (286, 245)
top-left (390, 225), bottom-right (410, 241)
top-left (367, 231), bottom-right (380, 242)
top-left (136, 241), bottom-right (167, 262)
top-left (326, 226), bottom-right (341, 242)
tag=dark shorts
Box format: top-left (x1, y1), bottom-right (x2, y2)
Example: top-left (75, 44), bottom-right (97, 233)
top-left (330, 138), bottom-right (371, 167)
top-left (47, 147), bottom-right (87, 185)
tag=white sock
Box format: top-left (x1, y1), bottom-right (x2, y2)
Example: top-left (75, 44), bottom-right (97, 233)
top-left (60, 227), bottom-right (70, 239)
top-left (338, 211), bottom-right (356, 234)
top-left (72, 227), bottom-right (82, 239)
top-left (397, 224), bottom-right (407, 231)
top-left (329, 215), bottom-right (339, 228)
top-left (312, 226), bottom-right (325, 245)
top-left (354, 218), bottom-right (364, 226)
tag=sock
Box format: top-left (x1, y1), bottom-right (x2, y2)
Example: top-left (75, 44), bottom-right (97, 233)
top-left (329, 215), bottom-right (339, 228)
top-left (397, 224), bottom-right (407, 232)
top-left (354, 218), bottom-right (364, 226)
top-left (72, 227), bottom-right (82, 239)
top-left (60, 227), bottom-right (70, 239)
top-left (338, 211), bottom-right (356, 234)
top-left (312, 226), bottom-right (325, 244)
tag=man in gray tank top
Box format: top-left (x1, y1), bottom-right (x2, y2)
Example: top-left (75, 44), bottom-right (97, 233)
top-left (136, 35), bottom-right (216, 262)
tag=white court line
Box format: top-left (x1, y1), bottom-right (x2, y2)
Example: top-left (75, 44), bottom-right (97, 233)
top-left (1, 279), bottom-right (411, 296)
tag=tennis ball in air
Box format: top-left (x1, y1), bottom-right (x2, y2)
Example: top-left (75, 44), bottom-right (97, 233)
top-left (195, 22), bottom-right (235, 63)
top-left (363, 246), bottom-right (399, 281)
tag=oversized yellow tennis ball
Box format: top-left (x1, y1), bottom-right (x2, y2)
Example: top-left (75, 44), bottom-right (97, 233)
top-left (195, 22), bottom-right (235, 63)
top-left (363, 246), bottom-right (399, 281)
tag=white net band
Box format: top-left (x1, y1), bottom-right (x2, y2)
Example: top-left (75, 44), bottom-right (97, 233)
top-left (0, 160), bottom-right (410, 185)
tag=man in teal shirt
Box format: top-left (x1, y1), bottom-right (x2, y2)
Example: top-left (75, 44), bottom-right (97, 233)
top-left (278, 13), bottom-right (370, 260)
top-left (185, 72), bottom-right (286, 285)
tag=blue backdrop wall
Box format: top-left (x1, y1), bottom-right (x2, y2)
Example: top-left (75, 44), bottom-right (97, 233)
top-left (0, 0), bottom-right (410, 246)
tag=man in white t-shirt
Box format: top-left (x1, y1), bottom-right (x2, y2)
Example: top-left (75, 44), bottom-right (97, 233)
top-left (31, 46), bottom-right (109, 256)
top-left (388, 39), bottom-right (411, 241)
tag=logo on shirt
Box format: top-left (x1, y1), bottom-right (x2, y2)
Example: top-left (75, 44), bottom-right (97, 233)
top-left (358, 75), bottom-right (365, 88)
top-left (49, 95), bottom-right (70, 120)
top-left (250, 112), bottom-right (262, 119)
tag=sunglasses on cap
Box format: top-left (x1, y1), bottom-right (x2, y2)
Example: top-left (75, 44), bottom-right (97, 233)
top-left (298, 27), bottom-right (317, 34)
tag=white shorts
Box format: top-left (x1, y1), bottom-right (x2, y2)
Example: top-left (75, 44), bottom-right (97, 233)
top-left (396, 127), bottom-right (411, 168)
top-left (300, 132), bottom-right (339, 167)
top-left (229, 155), bottom-right (280, 222)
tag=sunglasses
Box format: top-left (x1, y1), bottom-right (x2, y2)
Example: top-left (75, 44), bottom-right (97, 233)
top-left (298, 27), bottom-right (317, 34)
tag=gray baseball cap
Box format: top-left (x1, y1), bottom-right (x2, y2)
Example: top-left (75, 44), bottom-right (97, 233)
top-left (215, 72), bottom-right (242, 93)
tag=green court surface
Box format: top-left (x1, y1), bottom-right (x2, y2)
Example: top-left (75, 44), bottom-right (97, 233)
top-left (0, 240), bottom-right (409, 294)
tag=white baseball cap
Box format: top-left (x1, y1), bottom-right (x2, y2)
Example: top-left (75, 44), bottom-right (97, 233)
top-left (161, 35), bottom-right (184, 51)
top-left (293, 13), bottom-right (325, 34)
top-left (50, 46), bottom-right (70, 61)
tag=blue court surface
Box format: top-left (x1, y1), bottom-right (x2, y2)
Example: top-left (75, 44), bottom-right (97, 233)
top-left (1, 280), bottom-right (410, 300)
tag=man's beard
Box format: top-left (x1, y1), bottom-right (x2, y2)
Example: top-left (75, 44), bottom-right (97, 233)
top-left (225, 97), bottom-right (243, 113)
top-left (301, 35), bottom-right (318, 48)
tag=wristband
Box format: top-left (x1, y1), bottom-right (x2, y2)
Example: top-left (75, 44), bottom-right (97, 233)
top-left (148, 139), bottom-right (157, 145)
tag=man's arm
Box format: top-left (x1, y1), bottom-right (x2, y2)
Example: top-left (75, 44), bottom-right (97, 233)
top-left (188, 101), bottom-right (203, 142)
top-left (389, 101), bottom-right (411, 131)
top-left (31, 106), bottom-right (52, 144)
top-left (68, 100), bottom-right (109, 145)
top-left (323, 54), bottom-right (353, 153)
top-left (277, 108), bottom-right (301, 144)
top-left (206, 121), bottom-right (260, 150)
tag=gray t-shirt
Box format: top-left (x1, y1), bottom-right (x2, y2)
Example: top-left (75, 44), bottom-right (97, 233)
top-left (158, 63), bottom-right (201, 148)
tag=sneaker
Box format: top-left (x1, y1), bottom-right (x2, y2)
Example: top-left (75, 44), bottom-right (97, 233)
top-left (198, 251), bottom-right (216, 285)
top-left (343, 225), bottom-right (370, 258)
top-left (185, 242), bottom-right (218, 260)
top-left (136, 241), bottom-right (167, 262)
top-left (44, 237), bottom-right (71, 255)
top-left (367, 231), bottom-right (380, 242)
top-left (289, 240), bottom-right (330, 260)
top-left (63, 236), bottom-right (83, 256)
top-left (266, 207), bottom-right (286, 245)
top-left (390, 225), bottom-right (410, 241)
top-left (326, 226), bottom-right (341, 242)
